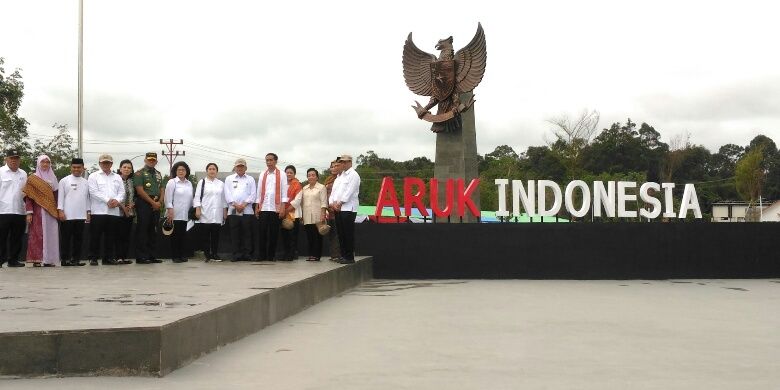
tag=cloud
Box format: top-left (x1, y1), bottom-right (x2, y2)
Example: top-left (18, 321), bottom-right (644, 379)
top-left (184, 105), bottom-right (435, 171)
top-left (638, 77), bottom-right (780, 122)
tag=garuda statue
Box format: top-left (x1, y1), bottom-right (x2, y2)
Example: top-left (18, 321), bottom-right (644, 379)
top-left (403, 23), bottom-right (487, 133)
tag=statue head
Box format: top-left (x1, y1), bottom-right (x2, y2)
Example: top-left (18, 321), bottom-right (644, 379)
top-left (435, 36), bottom-right (453, 51)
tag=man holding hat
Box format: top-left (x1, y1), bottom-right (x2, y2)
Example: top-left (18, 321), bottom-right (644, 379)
top-left (133, 152), bottom-right (164, 264)
top-left (0, 148), bottom-right (28, 267)
top-left (329, 154), bottom-right (361, 264)
top-left (87, 154), bottom-right (125, 265)
top-left (224, 158), bottom-right (256, 261)
top-left (57, 158), bottom-right (90, 266)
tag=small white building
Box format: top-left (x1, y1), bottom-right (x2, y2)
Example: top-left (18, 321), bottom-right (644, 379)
top-left (712, 201), bottom-right (775, 222)
top-left (761, 201), bottom-right (780, 222)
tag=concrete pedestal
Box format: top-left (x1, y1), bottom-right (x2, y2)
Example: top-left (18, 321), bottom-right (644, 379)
top-left (0, 257), bottom-right (372, 377)
top-left (433, 92), bottom-right (481, 223)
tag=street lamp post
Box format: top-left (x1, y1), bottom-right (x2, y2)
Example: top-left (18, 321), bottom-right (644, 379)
top-left (77, 0), bottom-right (84, 158)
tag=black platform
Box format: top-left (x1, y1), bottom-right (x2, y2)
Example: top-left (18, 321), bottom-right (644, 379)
top-left (356, 223), bottom-right (780, 279)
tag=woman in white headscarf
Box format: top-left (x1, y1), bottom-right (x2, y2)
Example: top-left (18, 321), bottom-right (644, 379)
top-left (23, 155), bottom-right (61, 267)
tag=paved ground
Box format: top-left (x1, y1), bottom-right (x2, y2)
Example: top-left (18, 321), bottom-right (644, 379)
top-left (3, 279), bottom-right (780, 389)
top-left (0, 257), bottom-right (351, 332)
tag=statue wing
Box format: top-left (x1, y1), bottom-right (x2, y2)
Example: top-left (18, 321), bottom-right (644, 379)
top-left (454, 23), bottom-right (487, 93)
top-left (403, 32), bottom-right (437, 97)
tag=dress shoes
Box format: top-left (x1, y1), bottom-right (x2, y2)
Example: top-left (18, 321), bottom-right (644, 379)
top-left (61, 261), bottom-right (74, 267)
top-left (7, 262), bottom-right (25, 267)
top-left (102, 259), bottom-right (120, 265)
top-left (73, 261), bottom-right (86, 266)
top-left (118, 259), bottom-right (133, 265)
top-left (172, 258), bottom-right (184, 263)
top-left (43, 263), bottom-right (56, 267)
top-left (89, 260), bottom-right (98, 266)
top-left (136, 258), bottom-right (151, 264)
top-left (336, 257), bottom-right (355, 264)
top-left (150, 258), bottom-right (163, 263)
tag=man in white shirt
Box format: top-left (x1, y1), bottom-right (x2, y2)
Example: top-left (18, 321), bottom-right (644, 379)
top-left (254, 153), bottom-right (289, 261)
top-left (87, 154), bottom-right (125, 265)
top-left (57, 158), bottom-right (90, 266)
top-left (224, 158), bottom-right (256, 261)
top-left (0, 148), bottom-right (28, 267)
top-left (329, 154), bottom-right (361, 264)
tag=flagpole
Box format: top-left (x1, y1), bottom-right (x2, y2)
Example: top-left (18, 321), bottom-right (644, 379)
top-left (77, 0), bottom-right (84, 158)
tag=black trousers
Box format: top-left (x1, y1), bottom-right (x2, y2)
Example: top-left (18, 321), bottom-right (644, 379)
top-left (60, 219), bottom-right (85, 262)
top-left (327, 218), bottom-right (340, 259)
top-left (0, 214), bottom-right (26, 265)
top-left (228, 214), bottom-right (253, 260)
top-left (281, 218), bottom-right (300, 260)
top-left (335, 211), bottom-right (356, 260)
top-left (170, 220), bottom-right (188, 259)
top-left (258, 211), bottom-right (281, 260)
top-left (198, 223), bottom-right (221, 258)
top-left (115, 216), bottom-right (134, 260)
top-left (135, 200), bottom-right (160, 260)
top-left (89, 214), bottom-right (119, 261)
top-left (304, 223), bottom-right (322, 259)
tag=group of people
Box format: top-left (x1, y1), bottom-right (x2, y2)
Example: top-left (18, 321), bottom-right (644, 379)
top-left (0, 148), bottom-right (361, 268)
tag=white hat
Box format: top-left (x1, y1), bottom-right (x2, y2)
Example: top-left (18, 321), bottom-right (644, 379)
top-left (162, 219), bottom-right (174, 236)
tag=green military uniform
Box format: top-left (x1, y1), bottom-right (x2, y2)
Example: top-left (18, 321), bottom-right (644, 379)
top-left (134, 153), bottom-right (164, 263)
top-left (133, 167), bottom-right (163, 200)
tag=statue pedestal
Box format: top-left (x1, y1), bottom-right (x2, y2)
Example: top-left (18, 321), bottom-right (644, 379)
top-left (433, 92), bottom-right (481, 223)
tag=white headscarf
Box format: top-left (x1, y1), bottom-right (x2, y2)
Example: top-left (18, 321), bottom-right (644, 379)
top-left (35, 155), bottom-right (58, 190)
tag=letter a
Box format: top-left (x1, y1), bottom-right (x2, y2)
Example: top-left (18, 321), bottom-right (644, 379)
top-left (375, 177), bottom-right (401, 217)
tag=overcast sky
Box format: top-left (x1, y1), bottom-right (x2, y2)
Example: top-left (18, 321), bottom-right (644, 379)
top-left (2, 0), bottom-right (779, 173)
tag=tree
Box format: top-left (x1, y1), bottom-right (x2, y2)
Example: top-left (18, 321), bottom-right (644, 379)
top-left (734, 146), bottom-right (765, 217)
top-left (583, 119), bottom-right (643, 174)
top-left (479, 145), bottom-right (524, 211)
top-left (0, 57), bottom-right (31, 160)
top-left (660, 132), bottom-right (690, 182)
top-left (31, 123), bottom-right (78, 178)
top-left (744, 135), bottom-right (779, 201)
top-left (710, 143), bottom-right (744, 178)
top-left (546, 109), bottom-right (599, 180)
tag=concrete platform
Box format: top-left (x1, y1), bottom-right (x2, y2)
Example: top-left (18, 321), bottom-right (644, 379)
top-left (0, 257), bottom-right (372, 378)
top-left (4, 279), bottom-right (779, 389)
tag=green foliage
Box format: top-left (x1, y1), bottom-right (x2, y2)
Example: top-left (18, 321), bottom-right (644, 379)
top-left (32, 123), bottom-right (78, 178)
top-left (1, 59), bottom-right (78, 178)
top-left (735, 146), bottom-right (765, 204)
top-left (355, 150), bottom-right (434, 207)
top-left (0, 57), bottom-right (31, 162)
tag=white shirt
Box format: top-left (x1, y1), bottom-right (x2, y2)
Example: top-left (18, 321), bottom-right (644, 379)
top-left (165, 178), bottom-right (194, 221)
top-left (193, 177), bottom-right (227, 224)
top-left (330, 167), bottom-right (361, 212)
top-left (88, 170), bottom-right (125, 216)
top-left (0, 165), bottom-right (27, 215)
top-left (57, 175), bottom-right (90, 220)
top-left (257, 168), bottom-right (289, 212)
top-left (224, 173), bottom-right (256, 216)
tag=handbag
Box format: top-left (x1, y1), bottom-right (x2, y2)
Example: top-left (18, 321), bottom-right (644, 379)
top-left (188, 179), bottom-right (205, 220)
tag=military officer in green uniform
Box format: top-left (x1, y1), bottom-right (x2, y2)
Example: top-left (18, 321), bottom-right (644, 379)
top-left (133, 152), bottom-right (165, 264)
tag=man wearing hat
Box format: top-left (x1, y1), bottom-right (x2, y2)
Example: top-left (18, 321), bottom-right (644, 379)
top-left (0, 148), bottom-right (28, 267)
top-left (87, 154), bottom-right (125, 265)
top-left (57, 158), bottom-right (90, 266)
top-left (328, 154), bottom-right (361, 264)
top-left (133, 152), bottom-right (165, 264)
top-left (224, 158), bottom-right (256, 261)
